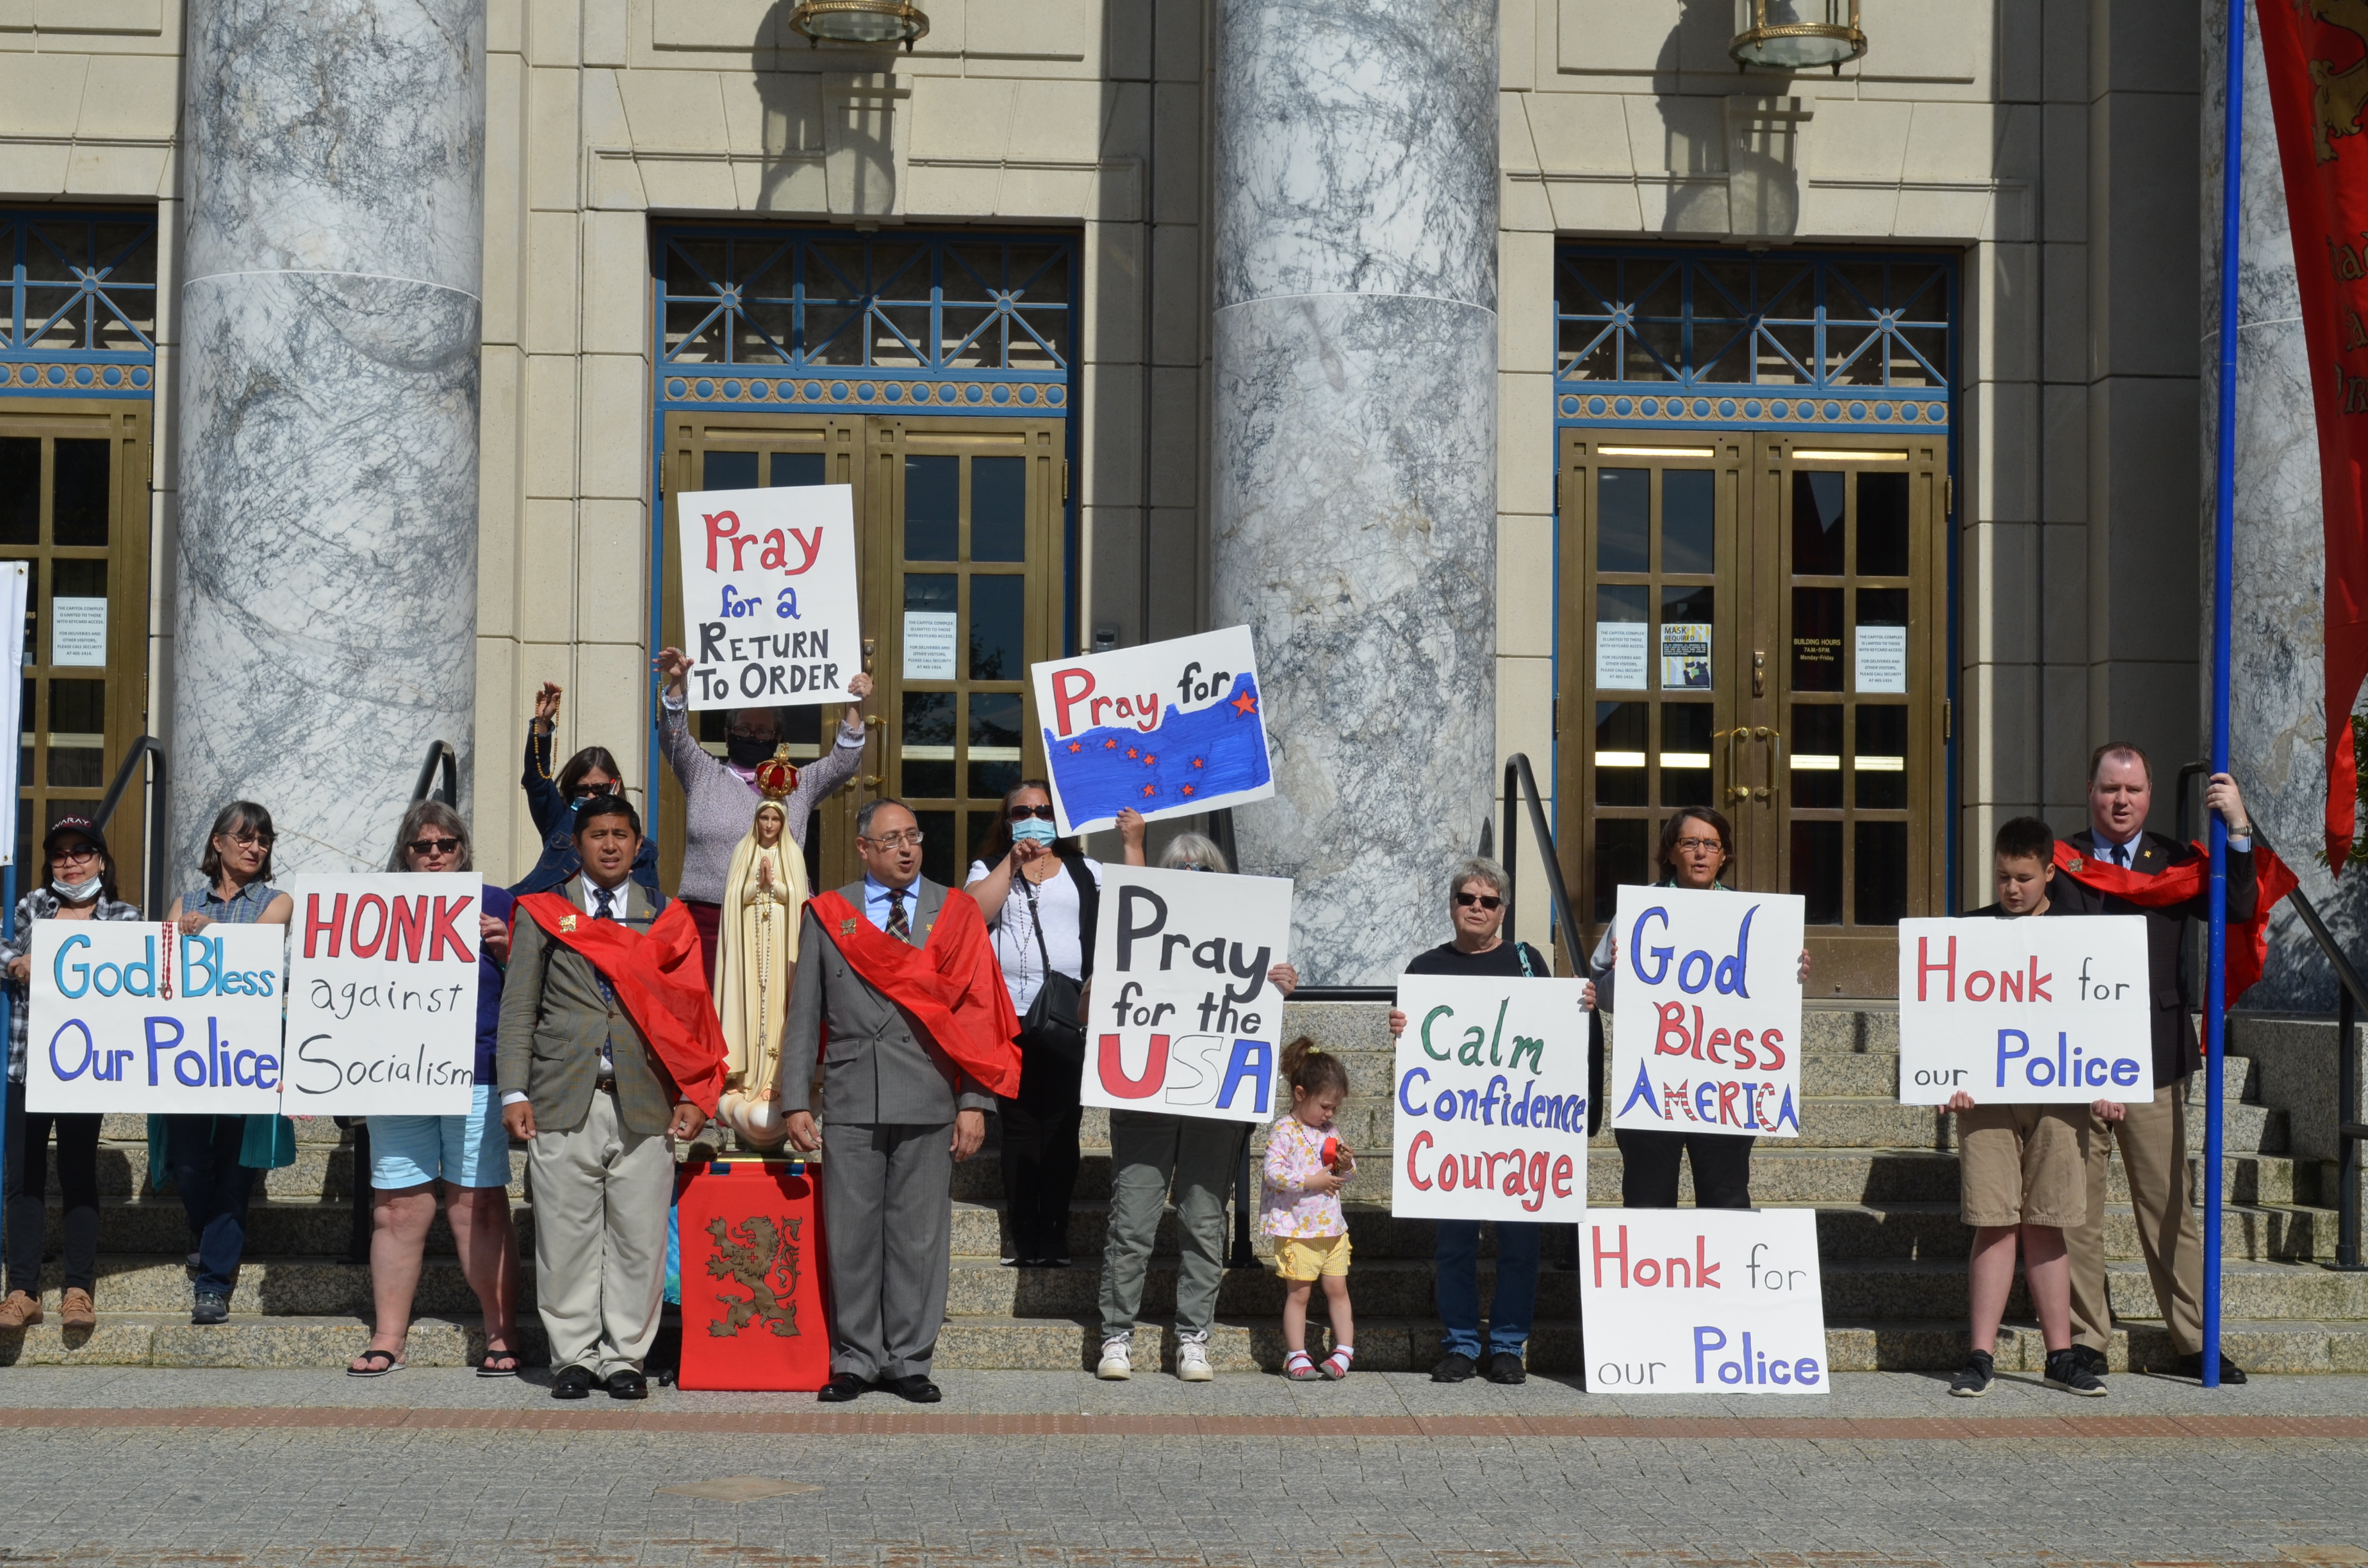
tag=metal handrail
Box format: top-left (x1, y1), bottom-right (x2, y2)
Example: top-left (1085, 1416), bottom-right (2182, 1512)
top-left (1500, 753), bottom-right (1581, 971)
top-left (90, 734), bottom-right (169, 918)
top-left (411, 740), bottom-right (458, 806)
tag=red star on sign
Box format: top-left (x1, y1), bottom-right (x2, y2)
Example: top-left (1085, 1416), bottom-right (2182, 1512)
top-left (1067, 741), bottom-right (1082, 753)
top-left (1192, 757), bottom-right (1205, 768)
top-left (1230, 690), bottom-right (1258, 717)
top-left (1126, 747), bottom-right (1139, 759)
top-left (1180, 785), bottom-right (1195, 797)
top-left (1104, 738), bottom-right (1118, 749)
top-left (1143, 755), bottom-right (1156, 765)
top-left (1141, 784), bottom-right (1155, 797)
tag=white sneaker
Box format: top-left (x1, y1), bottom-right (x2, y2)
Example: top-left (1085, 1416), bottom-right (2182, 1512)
top-left (1096, 1336), bottom-right (1133, 1380)
top-left (1176, 1337), bottom-right (1213, 1382)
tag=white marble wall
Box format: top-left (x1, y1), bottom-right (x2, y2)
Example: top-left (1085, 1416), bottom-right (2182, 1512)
top-left (2201, 0), bottom-right (2365, 1010)
top-left (173, 0), bottom-right (487, 877)
top-left (1210, 0), bottom-right (1500, 983)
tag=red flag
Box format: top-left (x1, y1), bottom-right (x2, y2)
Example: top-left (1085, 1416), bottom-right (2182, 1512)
top-left (806, 886), bottom-right (1021, 1098)
top-left (2257, 3), bottom-right (2368, 869)
top-left (2051, 840), bottom-right (2300, 1006)
top-left (514, 892), bottom-right (729, 1114)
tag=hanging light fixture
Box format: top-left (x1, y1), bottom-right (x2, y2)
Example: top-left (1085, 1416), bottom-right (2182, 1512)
top-left (1730, 0), bottom-right (1866, 74)
top-left (787, 0), bottom-right (930, 49)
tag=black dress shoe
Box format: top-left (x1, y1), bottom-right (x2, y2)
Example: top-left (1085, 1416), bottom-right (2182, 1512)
top-left (604, 1369), bottom-right (648, 1400)
top-left (1431, 1351), bottom-right (1477, 1384)
top-left (550, 1365), bottom-right (595, 1400)
top-left (816, 1373), bottom-right (867, 1403)
top-left (2176, 1351), bottom-right (2248, 1385)
top-left (879, 1373), bottom-right (942, 1403)
top-left (1484, 1351), bottom-right (1527, 1385)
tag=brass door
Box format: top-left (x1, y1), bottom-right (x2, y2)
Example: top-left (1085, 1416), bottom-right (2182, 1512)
top-left (0, 403), bottom-right (151, 895)
top-left (659, 411), bottom-right (1066, 893)
top-left (1558, 427), bottom-right (1948, 996)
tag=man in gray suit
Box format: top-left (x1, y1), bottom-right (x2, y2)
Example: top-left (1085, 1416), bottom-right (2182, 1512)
top-left (500, 795), bottom-right (709, 1401)
top-left (781, 797), bottom-right (1017, 1403)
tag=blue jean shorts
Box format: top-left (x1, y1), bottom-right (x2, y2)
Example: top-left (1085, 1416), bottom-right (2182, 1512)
top-left (368, 1082), bottom-right (511, 1190)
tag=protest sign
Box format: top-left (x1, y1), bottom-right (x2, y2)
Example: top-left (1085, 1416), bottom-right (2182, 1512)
top-left (1389, 975), bottom-right (1591, 1222)
top-left (1030, 626), bottom-right (1272, 836)
top-left (1579, 1207), bottom-right (1827, 1394)
top-left (26, 921), bottom-right (286, 1115)
top-left (282, 874), bottom-right (482, 1116)
top-left (1606, 885), bottom-right (1805, 1138)
top-left (1895, 915), bottom-right (2153, 1106)
top-left (674, 484), bottom-right (861, 710)
top-left (1082, 865), bottom-right (1291, 1123)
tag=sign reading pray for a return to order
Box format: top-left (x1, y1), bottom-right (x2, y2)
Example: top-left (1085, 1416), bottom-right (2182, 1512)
top-left (1606, 884), bottom-right (1805, 1139)
top-left (1389, 974), bottom-right (1591, 1223)
top-left (283, 874), bottom-right (483, 1116)
top-left (675, 484), bottom-right (862, 710)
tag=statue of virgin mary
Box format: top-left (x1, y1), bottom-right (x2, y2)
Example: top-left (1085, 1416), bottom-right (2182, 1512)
top-left (712, 749), bottom-right (807, 1147)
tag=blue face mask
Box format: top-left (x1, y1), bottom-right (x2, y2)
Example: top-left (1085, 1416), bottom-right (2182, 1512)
top-left (1012, 817), bottom-right (1058, 847)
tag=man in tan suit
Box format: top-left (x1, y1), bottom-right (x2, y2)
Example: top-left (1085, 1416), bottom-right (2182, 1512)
top-left (500, 796), bottom-right (710, 1400)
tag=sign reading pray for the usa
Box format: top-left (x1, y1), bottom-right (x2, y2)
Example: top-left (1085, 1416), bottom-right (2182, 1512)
top-left (1606, 885), bottom-right (1805, 1140)
top-left (1028, 626), bottom-right (1274, 837)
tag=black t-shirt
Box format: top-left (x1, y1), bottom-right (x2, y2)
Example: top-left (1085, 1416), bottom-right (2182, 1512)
top-left (1402, 940), bottom-right (1550, 977)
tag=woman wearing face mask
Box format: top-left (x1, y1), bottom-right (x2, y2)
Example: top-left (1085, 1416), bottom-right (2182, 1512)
top-left (513, 682), bottom-right (660, 898)
top-left (966, 781), bottom-right (1104, 1268)
top-left (651, 648), bottom-right (874, 984)
top-left (0, 817), bottom-right (142, 1334)
top-left (1582, 808), bottom-right (1809, 1211)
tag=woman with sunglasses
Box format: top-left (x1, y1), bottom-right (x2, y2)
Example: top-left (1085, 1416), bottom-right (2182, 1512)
top-left (965, 782), bottom-right (1104, 1268)
top-left (513, 683), bottom-right (661, 899)
top-left (157, 801), bottom-right (296, 1326)
top-left (1385, 856), bottom-right (1555, 1385)
top-left (347, 801), bottom-right (524, 1378)
top-left (0, 817), bottom-right (142, 1335)
top-left (1581, 808), bottom-right (1809, 1212)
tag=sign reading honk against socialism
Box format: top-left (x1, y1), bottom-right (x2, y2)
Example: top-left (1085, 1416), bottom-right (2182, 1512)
top-left (1607, 884), bottom-right (1805, 1139)
top-left (674, 484), bottom-right (862, 710)
top-left (26, 922), bottom-right (288, 1115)
top-left (282, 874), bottom-right (483, 1117)
top-left (1895, 915), bottom-right (2153, 1106)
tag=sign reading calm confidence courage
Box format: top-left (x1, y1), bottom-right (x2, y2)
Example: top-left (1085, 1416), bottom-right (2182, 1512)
top-left (1030, 627), bottom-right (1272, 837)
top-left (675, 484), bottom-right (861, 710)
top-left (284, 874), bottom-right (482, 1116)
top-left (1895, 915), bottom-right (2152, 1106)
top-left (1390, 975), bottom-right (1591, 1223)
top-left (26, 922), bottom-right (286, 1115)
top-left (1607, 885), bottom-right (1805, 1139)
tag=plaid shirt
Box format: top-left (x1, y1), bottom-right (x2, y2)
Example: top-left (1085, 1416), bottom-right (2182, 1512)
top-left (4, 888), bottom-right (145, 1082)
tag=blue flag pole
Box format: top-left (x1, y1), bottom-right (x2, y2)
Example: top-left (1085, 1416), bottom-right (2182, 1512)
top-left (2204, 0), bottom-right (2247, 1391)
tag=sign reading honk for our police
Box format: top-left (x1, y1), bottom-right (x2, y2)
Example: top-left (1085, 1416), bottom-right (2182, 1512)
top-left (27, 922), bottom-right (288, 1115)
top-left (1579, 1207), bottom-right (1829, 1395)
top-left (1895, 915), bottom-right (2153, 1106)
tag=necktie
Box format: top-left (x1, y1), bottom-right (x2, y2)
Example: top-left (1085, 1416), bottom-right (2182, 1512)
top-left (2113, 844), bottom-right (2130, 869)
top-left (595, 887), bottom-right (616, 921)
top-left (590, 886), bottom-right (618, 1016)
top-left (886, 886), bottom-right (911, 943)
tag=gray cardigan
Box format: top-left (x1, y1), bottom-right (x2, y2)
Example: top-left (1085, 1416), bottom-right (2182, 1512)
top-left (659, 697), bottom-right (865, 904)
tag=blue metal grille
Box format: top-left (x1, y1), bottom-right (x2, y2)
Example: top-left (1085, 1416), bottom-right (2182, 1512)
top-left (655, 228), bottom-right (1074, 416)
top-left (0, 210), bottom-right (158, 399)
top-left (1554, 247), bottom-right (1953, 433)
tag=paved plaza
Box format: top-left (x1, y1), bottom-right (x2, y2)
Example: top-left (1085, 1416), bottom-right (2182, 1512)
top-left (0, 1368), bottom-right (2363, 1566)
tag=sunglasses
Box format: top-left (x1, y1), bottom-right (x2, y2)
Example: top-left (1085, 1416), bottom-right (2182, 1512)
top-left (224, 830), bottom-right (274, 849)
top-left (1454, 892), bottom-right (1503, 911)
top-left (568, 784), bottom-right (616, 803)
top-left (50, 844), bottom-right (99, 866)
top-left (1007, 804), bottom-right (1055, 822)
top-left (408, 838), bottom-right (463, 858)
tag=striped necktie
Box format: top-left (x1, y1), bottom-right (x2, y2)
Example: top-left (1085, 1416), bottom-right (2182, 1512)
top-left (885, 885), bottom-right (911, 944)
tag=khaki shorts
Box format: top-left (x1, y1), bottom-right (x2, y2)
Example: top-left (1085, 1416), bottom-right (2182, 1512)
top-left (1955, 1102), bottom-right (2088, 1229)
top-left (1272, 1234), bottom-right (1352, 1280)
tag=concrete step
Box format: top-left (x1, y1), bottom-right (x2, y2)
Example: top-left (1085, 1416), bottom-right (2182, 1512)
top-left (12, 1195), bottom-right (538, 1259)
top-left (15, 1254), bottom-right (536, 1316)
top-left (0, 1311), bottom-right (537, 1369)
top-left (1814, 1255), bottom-right (2368, 1323)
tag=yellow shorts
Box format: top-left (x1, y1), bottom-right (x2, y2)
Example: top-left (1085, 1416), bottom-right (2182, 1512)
top-left (1272, 1234), bottom-right (1351, 1281)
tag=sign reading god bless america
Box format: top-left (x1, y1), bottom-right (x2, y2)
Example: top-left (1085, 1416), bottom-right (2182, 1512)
top-left (1606, 885), bottom-right (1806, 1139)
top-left (1895, 915), bottom-right (2153, 1106)
top-left (1389, 975), bottom-right (1591, 1222)
top-left (1030, 626), bottom-right (1273, 837)
top-left (283, 874), bottom-right (482, 1116)
top-left (26, 922), bottom-right (287, 1115)
top-left (675, 484), bottom-right (862, 710)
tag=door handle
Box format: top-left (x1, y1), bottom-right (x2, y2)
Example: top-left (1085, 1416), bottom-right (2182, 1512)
top-left (1754, 727), bottom-right (1783, 801)
top-left (1724, 726), bottom-right (1754, 803)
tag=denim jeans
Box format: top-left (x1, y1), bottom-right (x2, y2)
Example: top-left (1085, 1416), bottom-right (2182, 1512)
top-left (1434, 1219), bottom-right (1543, 1359)
top-left (163, 1115), bottom-right (256, 1297)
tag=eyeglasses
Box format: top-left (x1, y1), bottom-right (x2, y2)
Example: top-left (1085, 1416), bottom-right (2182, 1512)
top-left (1673, 837), bottom-right (1724, 854)
top-left (1454, 892), bottom-right (1503, 910)
top-left (568, 783), bottom-right (616, 803)
top-left (50, 845), bottom-right (99, 867)
top-left (224, 830), bottom-right (274, 849)
top-left (863, 830), bottom-right (925, 849)
top-left (1007, 804), bottom-right (1055, 822)
top-left (407, 838), bottom-right (463, 858)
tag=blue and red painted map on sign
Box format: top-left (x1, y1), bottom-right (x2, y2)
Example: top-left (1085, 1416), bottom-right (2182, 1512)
top-left (1043, 672), bottom-right (1271, 828)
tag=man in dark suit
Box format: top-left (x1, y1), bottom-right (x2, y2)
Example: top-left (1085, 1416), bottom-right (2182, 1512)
top-left (780, 797), bottom-right (1020, 1404)
top-left (2057, 742), bottom-right (2257, 1386)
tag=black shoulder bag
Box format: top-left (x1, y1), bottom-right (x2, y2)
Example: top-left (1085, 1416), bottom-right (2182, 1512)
top-left (1017, 866), bottom-right (1089, 1065)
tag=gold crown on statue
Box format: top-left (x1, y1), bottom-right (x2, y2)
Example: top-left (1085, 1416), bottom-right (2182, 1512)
top-left (753, 744), bottom-right (799, 801)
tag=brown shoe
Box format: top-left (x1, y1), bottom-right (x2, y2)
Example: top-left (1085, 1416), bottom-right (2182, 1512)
top-left (60, 1289), bottom-right (94, 1330)
top-left (0, 1290), bottom-right (40, 1328)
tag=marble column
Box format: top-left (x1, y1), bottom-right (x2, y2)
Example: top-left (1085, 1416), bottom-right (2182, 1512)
top-left (2201, 1), bottom-right (2365, 1011)
top-left (172, 0), bottom-right (486, 877)
top-left (1210, 0), bottom-right (1499, 983)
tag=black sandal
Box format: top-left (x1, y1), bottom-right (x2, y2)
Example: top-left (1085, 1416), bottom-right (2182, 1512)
top-left (347, 1348), bottom-right (406, 1378)
top-left (477, 1346), bottom-right (522, 1378)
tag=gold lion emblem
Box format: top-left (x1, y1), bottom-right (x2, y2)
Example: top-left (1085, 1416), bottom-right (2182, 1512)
top-left (2308, 0), bottom-right (2368, 162)
top-left (703, 1214), bottom-right (803, 1339)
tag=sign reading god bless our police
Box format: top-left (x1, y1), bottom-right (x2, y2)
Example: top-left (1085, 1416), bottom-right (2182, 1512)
top-left (1895, 915), bottom-right (2153, 1106)
top-left (675, 484), bottom-right (862, 710)
top-left (1579, 1207), bottom-right (1828, 1394)
top-left (1607, 885), bottom-right (1806, 1139)
top-left (1083, 865), bottom-right (1292, 1124)
top-left (1030, 626), bottom-right (1273, 837)
top-left (26, 922), bottom-right (287, 1115)
top-left (283, 874), bottom-right (482, 1116)
top-left (1389, 976), bottom-right (1591, 1223)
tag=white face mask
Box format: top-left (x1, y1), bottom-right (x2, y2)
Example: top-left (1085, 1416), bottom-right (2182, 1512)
top-left (51, 874), bottom-right (101, 902)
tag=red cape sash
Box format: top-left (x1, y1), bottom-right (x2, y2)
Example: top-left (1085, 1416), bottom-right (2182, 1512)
top-left (807, 887), bottom-right (1021, 1098)
top-left (514, 892), bottom-right (728, 1114)
top-left (2051, 840), bottom-right (2300, 1008)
